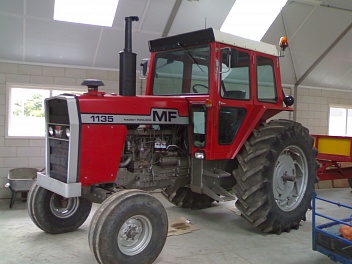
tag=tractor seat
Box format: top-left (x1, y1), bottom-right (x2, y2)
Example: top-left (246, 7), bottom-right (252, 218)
top-left (223, 90), bottom-right (246, 99)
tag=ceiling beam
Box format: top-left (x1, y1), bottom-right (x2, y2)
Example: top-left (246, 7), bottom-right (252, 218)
top-left (138, 0), bottom-right (151, 31)
top-left (291, 0), bottom-right (352, 12)
top-left (162, 0), bottom-right (182, 37)
top-left (292, 22), bottom-right (352, 121)
top-left (321, 3), bottom-right (352, 12)
top-left (92, 28), bottom-right (104, 67)
top-left (295, 22), bottom-right (352, 86)
top-left (290, 0), bottom-right (322, 7)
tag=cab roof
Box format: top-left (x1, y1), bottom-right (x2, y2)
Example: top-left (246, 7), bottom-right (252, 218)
top-left (149, 28), bottom-right (280, 57)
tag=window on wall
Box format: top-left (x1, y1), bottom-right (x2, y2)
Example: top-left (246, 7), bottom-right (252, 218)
top-left (7, 84), bottom-right (84, 138)
top-left (329, 106), bottom-right (352, 136)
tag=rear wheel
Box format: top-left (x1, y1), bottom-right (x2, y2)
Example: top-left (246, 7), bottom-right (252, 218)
top-left (89, 190), bottom-right (168, 264)
top-left (27, 182), bottom-right (92, 234)
top-left (233, 120), bottom-right (318, 234)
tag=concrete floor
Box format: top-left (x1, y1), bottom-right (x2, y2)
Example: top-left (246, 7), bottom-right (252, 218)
top-left (1, 188), bottom-right (351, 264)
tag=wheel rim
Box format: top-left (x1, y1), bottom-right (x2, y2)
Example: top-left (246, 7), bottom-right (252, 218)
top-left (49, 194), bottom-right (80, 218)
top-left (117, 215), bottom-right (152, 256)
top-left (273, 145), bottom-right (308, 212)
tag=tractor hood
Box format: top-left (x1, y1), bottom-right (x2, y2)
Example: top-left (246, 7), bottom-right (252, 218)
top-left (78, 94), bottom-right (189, 125)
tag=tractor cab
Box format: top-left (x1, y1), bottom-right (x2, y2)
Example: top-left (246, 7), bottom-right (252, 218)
top-left (145, 28), bottom-right (293, 160)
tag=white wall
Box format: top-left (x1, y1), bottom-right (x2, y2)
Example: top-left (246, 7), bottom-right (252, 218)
top-left (1, 61), bottom-right (352, 198)
top-left (295, 87), bottom-right (352, 135)
top-left (274, 86), bottom-right (352, 135)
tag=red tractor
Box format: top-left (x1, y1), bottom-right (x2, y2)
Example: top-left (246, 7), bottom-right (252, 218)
top-left (28, 17), bottom-right (317, 264)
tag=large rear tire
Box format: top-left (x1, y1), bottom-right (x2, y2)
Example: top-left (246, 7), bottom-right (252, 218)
top-left (27, 182), bottom-right (92, 234)
top-left (233, 120), bottom-right (318, 234)
top-left (89, 190), bottom-right (168, 264)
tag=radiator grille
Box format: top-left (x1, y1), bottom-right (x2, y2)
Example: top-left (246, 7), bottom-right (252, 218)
top-left (47, 98), bottom-right (70, 183)
top-left (49, 139), bottom-right (69, 182)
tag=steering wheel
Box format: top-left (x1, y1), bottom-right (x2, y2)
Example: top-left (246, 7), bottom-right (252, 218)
top-left (192, 84), bottom-right (209, 93)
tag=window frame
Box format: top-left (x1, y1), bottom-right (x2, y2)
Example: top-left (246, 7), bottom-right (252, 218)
top-left (151, 44), bottom-right (211, 96)
top-left (190, 104), bottom-right (207, 148)
top-left (256, 55), bottom-right (277, 103)
top-left (220, 48), bottom-right (251, 101)
top-left (6, 83), bottom-right (85, 139)
top-left (328, 104), bottom-right (352, 136)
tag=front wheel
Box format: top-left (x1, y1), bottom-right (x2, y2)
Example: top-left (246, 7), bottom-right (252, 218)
top-left (27, 182), bottom-right (92, 234)
top-left (89, 190), bottom-right (168, 264)
top-left (233, 120), bottom-right (318, 234)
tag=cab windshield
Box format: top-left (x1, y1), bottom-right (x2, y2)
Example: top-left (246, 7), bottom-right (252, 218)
top-left (152, 45), bottom-right (210, 95)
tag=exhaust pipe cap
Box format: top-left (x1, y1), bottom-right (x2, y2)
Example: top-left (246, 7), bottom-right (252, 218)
top-left (81, 79), bottom-right (105, 91)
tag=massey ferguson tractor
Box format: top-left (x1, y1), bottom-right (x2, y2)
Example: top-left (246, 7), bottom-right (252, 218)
top-left (28, 16), bottom-right (317, 264)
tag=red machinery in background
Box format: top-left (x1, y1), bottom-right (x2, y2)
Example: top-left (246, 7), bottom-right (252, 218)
top-left (313, 134), bottom-right (352, 187)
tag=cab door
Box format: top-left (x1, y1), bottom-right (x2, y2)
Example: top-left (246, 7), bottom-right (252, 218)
top-left (211, 46), bottom-right (253, 160)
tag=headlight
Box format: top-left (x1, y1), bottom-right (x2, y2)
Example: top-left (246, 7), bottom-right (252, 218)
top-left (195, 151), bottom-right (205, 159)
top-left (48, 126), bottom-right (54, 136)
top-left (65, 127), bottom-right (70, 138)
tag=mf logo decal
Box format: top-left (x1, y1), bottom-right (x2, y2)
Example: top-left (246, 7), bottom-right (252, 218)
top-left (81, 108), bottom-right (188, 125)
top-left (152, 109), bottom-right (177, 122)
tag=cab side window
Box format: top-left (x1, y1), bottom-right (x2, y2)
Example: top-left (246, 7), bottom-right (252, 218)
top-left (257, 56), bottom-right (277, 102)
top-left (220, 50), bottom-right (250, 100)
top-left (218, 107), bottom-right (246, 144)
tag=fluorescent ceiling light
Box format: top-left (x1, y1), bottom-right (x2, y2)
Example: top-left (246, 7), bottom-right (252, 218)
top-left (54, 0), bottom-right (119, 27)
top-left (221, 0), bottom-right (287, 41)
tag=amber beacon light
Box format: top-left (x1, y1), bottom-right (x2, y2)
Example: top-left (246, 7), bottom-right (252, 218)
top-left (279, 36), bottom-right (289, 57)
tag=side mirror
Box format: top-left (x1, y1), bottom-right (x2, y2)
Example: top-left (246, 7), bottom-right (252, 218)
top-left (220, 49), bottom-right (239, 73)
top-left (230, 50), bottom-right (238, 68)
top-left (221, 48), bottom-right (230, 67)
top-left (220, 48), bottom-right (230, 73)
top-left (139, 58), bottom-right (149, 79)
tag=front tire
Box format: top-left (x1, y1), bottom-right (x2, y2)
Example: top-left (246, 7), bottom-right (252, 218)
top-left (27, 182), bottom-right (92, 234)
top-left (233, 120), bottom-right (318, 234)
top-left (89, 190), bottom-right (168, 264)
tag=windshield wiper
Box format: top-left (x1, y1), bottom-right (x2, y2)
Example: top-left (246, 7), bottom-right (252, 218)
top-left (177, 42), bottom-right (204, 72)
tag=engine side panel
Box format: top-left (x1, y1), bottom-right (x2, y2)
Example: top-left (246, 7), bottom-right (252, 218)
top-left (79, 124), bottom-right (127, 187)
top-left (78, 95), bottom-right (189, 123)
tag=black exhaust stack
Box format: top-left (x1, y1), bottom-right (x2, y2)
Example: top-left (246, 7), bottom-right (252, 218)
top-left (119, 16), bottom-right (139, 96)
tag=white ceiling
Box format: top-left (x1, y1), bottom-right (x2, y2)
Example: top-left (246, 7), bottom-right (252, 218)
top-left (0, 0), bottom-right (351, 90)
